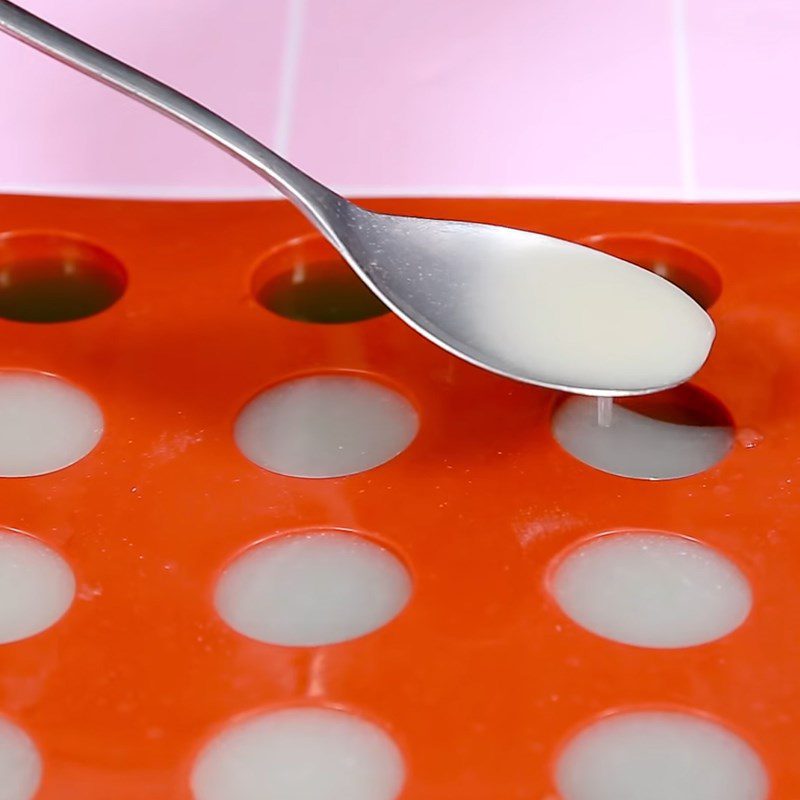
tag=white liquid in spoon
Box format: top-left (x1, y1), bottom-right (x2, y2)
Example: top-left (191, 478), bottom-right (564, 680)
top-left (191, 707), bottom-right (405, 800)
top-left (556, 710), bottom-right (768, 800)
top-left (552, 395), bottom-right (733, 479)
top-left (469, 236), bottom-right (715, 393)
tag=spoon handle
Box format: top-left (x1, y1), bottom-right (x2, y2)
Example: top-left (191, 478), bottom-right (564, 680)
top-left (0, 1), bottom-right (346, 229)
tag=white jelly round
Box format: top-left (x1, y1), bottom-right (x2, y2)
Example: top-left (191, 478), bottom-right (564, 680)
top-left (0, 529), bottom-right (75, 644)
top-left (191, 707), bottom-right (405, 800)
top-left (555, 710), bottom-right (769, 800)
top-left (215, 531), bottom-right (411, 646)
top-left (234, 375), bottom-right (418, 478)
top-left (550, 532), bottom-right (751, 648)
top-left (552, 396), bottom-right (733, 480)
top-left (0, 716), bottom-right (42, 800)
top-left (0, 371), bottom-right (103, 477)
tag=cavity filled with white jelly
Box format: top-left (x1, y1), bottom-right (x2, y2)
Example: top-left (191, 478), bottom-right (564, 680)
top-left (555, 710), bottom-right (768, 800)
top-left (0, 717), bottom-right (41, 800)
top-left (215, 531), bottom-right (411, 646)
top-left (552, 396), bottom-right (733, 479)
top-left (191, 707), bottom-right (405, 800)
top-left (233, 375), bottom-right (418, 478)
top-left (0, 371), bottom-right (103, 477)
top-left (0, 530), bottom-right (75, 644)
top-left (551, 532), bottom-right (751, 648)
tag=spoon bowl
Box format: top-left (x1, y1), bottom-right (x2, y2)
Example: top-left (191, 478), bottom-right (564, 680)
top-left (336, 206), bottom-right (714, 395)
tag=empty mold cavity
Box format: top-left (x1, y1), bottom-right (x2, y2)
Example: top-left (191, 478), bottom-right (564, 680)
top-left (0, 529), bottom-right (75, 644)
top-left (550, 531), bottom-right (751, 648)
top-left (0, 232), bottom-right (126, 322)
top-left (234, 374), bottom-right (418, 478)
top-left (0, 716), bottom-right (41, 800)
top-left (555, 710), bottom-right (768, 800)
top-left (253, 234), bottom-right (388, 323)
top-left (581, 233), bottom-right (721, 310)
top-left (214, 531), bottom-right (411, 646)
top-left (191, 707), bottom-right (405, 800)
top-left (0, 371), bottom-right (103, 477)
top-left (551, 385), bottom-right (734, 480)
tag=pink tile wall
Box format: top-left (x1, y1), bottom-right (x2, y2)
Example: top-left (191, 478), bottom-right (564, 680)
top-left (290, 0), bottom-right (680, 194)
top-left (687, 0), bottom-right (800, 197)
top-left (0, 0), bottom-right (798, 200)
top-left (0, 0), bottom-right (288, 194)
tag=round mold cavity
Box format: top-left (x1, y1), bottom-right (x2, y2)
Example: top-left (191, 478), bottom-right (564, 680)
top-left (214, 530), bottom-right (412, 646)
top-left (581, 232), bottom-right (721, 310)
top-left (551, 384), bottom-right (734, 480)
top-left (0, 716), bottom-right (41, 800)
top-left (191, 706), bottom-right (405, 800)
top-left (0, 371), bottom-right (104, 477)
top-left (233, 373), bottom-right (419, 479)
top-left (548, 530), bottom-right (752, 648)
top-left (252, 234), bottom-right (388, 324)
top-left (0, 232), bottom-right (126, 323)
top-left (555, 709), bottom-right (769, 800)
top-left (0, 528), bottom-right (75, 644)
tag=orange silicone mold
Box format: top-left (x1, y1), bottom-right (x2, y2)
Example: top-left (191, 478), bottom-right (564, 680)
top-left (0, 193), bottom-right (797, 799)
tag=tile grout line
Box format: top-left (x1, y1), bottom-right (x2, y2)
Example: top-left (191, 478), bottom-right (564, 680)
top-left (273, 0), bottom-right (307, 157)
top-left (672, 0), bottom-right (697, 200)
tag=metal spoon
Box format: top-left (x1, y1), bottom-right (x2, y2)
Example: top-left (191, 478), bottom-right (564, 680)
top-left (0, 1), bottom-right (715, 397)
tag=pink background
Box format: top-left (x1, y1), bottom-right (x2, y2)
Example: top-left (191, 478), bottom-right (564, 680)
top-left (0, 0), bottom-right (798, 200)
